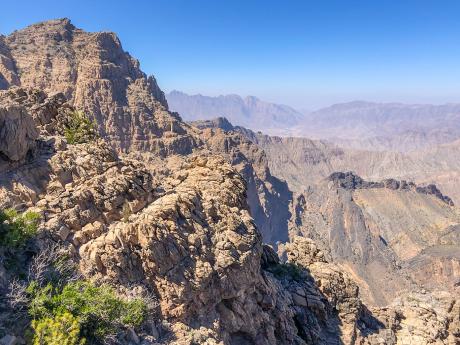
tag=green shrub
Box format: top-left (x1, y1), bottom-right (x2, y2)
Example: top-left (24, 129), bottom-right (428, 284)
top-left (28, 280), bottom-right (147, 342)
top-left (267, 262), bottom-right (305, 282)
top-left (32, 311), bottom-right (85, 345)
top-left (0, 209), bottom-right (40, 248)
top-left (120, 298), bottom-right (148, 327)
top-left (64, 110), bottom-right (97, 144)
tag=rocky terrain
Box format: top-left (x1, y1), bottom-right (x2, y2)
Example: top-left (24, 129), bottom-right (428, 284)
top-left (287, 172), bottom-right (460, 306)
top-left (192, 119), bottom-right (460, 304)
top-left (226, 127), bottom-right (460, 206)
top-left (0, 18), bottom-right (459, 345)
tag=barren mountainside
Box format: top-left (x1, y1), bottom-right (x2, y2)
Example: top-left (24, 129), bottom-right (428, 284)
top-left (196, 119), bottom-right (460, 306)
top-left (166, 90), bottom-right (305, 134)
top-left (232, 127), bottom-right (460, 205)
top-left (172, 91), bottom-right (460, 152)
top-left (0, 19), bottom-right (459, 345)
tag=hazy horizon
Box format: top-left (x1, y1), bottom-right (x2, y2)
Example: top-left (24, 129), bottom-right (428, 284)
top-left (3, 0), bottom-right (460, 109)
top-left (166, 89), bottom-right (460, 113)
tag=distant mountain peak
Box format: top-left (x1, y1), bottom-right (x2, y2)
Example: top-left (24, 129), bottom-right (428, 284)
top-left (166, 90), bottom-right (304, 132)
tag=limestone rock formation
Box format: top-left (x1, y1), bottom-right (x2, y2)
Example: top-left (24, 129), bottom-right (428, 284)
top-left (327, 171), bottom-right (454, 205)
top-left (197, 126), bottom-right (292, 245)
top-left (0, 94), bottom-right (38, 162)
top-left (3, 18), bottom-right (194, 154)
top-left (287, 173), bottom-right (460, 306)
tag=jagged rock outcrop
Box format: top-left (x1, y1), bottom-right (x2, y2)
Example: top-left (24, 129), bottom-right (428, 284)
top-left (187, 117), bottom-right (293, 244)
top-left (189, 117), bottom-right (235, 132)
top-left (3, 18), bottom-right (195, 155)
top-left (197, 126), bottom-right (292, 245)
top-left (282, 237), bottom-right (362, 344)
top-left (76, 156), bottom-right (302, 344)
top-left (0, 95), bottom-right (38, 162)
top-left (328, 171), bottom-right (454, 205)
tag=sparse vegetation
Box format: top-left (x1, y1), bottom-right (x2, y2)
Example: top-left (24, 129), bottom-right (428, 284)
top-left (28, 280), bottom-right (147, 343)
top-left (4, 241), bottom-right (149, 344)
top-left (64, 110), bottom-right (98, 144)
top-left (267, 262), bottom-right (305, 282)
top-left (0, 208), bottom-right (40, 248)
top-left (32, 311), bottom-right (85, 345)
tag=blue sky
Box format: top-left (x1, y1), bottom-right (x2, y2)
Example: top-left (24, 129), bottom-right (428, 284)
top-left (2, 0), bottom-right (460, 109)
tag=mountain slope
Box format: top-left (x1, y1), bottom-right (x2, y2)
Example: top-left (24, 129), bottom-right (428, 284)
top-left (195, 119), bottom-right (460, 306)
top-left (293, 101), bottom-right (460, 151)
top-left (287, 173), bottom-right (460, 305)
top-left (3, 18), bottom-right (192, 154)
top-left (234, 128), bottom-right (460, 205)
top-left (0, 18), bottom-right (295, 246)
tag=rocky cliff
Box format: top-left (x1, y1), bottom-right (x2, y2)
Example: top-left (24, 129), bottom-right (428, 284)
top-left (0, 19), bottom-right (458, 345)
top-left (287, 174), bottom-right (460, 306)
top-left (2, 18), bottom-right (194, 155)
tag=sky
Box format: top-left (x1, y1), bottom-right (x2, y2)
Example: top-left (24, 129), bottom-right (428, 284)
top-left (2, 0), bottom-right (460, 109)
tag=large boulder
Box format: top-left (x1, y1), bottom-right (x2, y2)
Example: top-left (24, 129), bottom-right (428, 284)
top-left (0, 98), bottom-right (38, 162)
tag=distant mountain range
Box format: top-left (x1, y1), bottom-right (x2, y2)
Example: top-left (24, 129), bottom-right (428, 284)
top-left (298, 101), bottom-right (460, 150)
top-left (166, 90), bottom-right (305, 134)
top-left (167, 91), bottom-right (460, 151)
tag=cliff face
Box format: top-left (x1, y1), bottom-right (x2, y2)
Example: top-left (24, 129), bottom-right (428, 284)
top-left (0, 19), bottom-right (459, 345)
top-left (2, 18), bottom-right (194, 154)
top-left (287, 174), bottom-right (460, 306)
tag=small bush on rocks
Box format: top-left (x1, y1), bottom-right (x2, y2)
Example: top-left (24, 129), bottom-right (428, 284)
top-left (0, 209), bottom-right (40, 248)
top-left (267, 262), bottom-right (305, 282)
top-left (32, 311), bottom-right (85, 345)
top-left (28, 280), bottom-right (147, 343)
top-left (64, 110), bottom-right (98, 144)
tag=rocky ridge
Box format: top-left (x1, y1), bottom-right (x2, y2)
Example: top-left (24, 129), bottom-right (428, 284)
top-left (194, 116), bottom-right (460, 308)
top-left (328, 171), bottom-right (454, 205)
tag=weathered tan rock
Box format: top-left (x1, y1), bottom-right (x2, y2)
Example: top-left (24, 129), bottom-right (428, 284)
top-left (76, 156), bottom-right (307, 344)
top-left (0, 36), bottom-right (19, 90)
top-left (0, 96), bottom-right (38, 162)
top-left (3, 18), bottom-right (196, 155)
